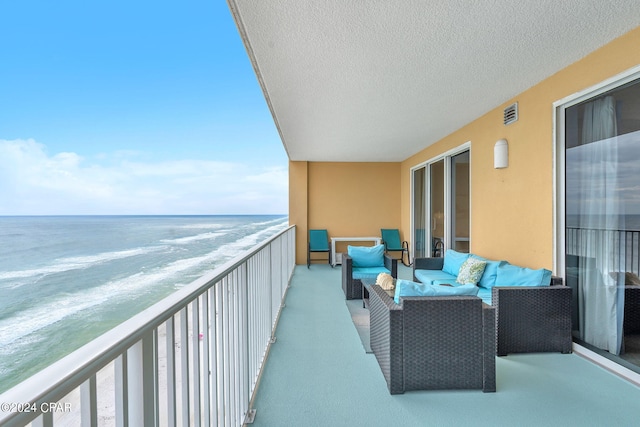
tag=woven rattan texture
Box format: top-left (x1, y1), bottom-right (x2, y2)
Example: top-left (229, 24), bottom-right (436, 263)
top-left (369, 286), bottom-right (496, 394)
top-left (494, 286), bottom-right (572, 355)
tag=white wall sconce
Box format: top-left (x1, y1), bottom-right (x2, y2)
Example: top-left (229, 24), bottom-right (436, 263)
top-left (494, 139), bottom-right (509, 169)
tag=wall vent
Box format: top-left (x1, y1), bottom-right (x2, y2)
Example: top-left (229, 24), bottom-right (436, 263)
top-left (503, 102), bottom-right (518, 125)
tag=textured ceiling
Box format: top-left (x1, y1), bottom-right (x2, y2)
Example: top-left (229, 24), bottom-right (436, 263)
top-left (229, 1), bottom-right (640, 162)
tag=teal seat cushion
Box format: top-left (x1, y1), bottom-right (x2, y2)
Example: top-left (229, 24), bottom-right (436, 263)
top-left (352, 266), bottom-right (390, 280)
top-left (495, 264), bottom-right (552, 287)
top-left (394, 279), bottom-right (479, 304)
top-left (432, 278), bottom-right (460, 286)
top-left (442, 249), bottom-right (471, 276)
top-left (414, 269), bottom-right (458, 285)
top-left (477, 287), bottom-right (493, 305)
top-left (471, 255), bottom-right (508, 289)
top-left (348, 244), bottom-right (385, 268)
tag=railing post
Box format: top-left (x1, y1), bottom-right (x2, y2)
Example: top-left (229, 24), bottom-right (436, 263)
top-left (80, 375), bottom-right (97, 427)
top-left (179, 307), bottom-right (190, 427)
top-left (115, 353), bottom-right (128, 427)
top-left (165, 317), bottom-right (177, 427)
top-left (191, 300), bottom-right (201, 427)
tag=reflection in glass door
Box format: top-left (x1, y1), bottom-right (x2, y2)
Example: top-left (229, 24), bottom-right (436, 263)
top-left (451, 151), bottom-right (470, 253)
top-left (430, 160), bottom-right (445, 256)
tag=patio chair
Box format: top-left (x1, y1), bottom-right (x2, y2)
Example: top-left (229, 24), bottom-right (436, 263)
top-left (380, 228), bottom-right (411, 266)
top-left (342, 245), bottom-right (397, 299)
top-left (307, 229), bottom-right (332, 268)
top-left (369, 285), bottom-right (496, 394)
top-left (432, 237), bottom-right (444, 257)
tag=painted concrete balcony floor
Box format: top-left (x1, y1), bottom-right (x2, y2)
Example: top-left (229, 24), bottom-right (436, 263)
top-left (249, 264), bottom-right (640, 427)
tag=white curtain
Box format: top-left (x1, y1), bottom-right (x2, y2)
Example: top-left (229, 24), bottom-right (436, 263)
top-left (577, 95), bottom-right (625, 355)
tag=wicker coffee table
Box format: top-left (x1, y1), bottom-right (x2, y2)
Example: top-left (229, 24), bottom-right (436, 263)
top-left (361, 278), bottom-right (394, 308)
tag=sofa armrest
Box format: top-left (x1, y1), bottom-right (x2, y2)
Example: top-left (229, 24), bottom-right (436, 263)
top-left (369, 285), bottom-right (404, 394)
top-left (400, 296), bottom-right (496, 393)
top-left (482, 303), bottom-right (496, 392)
top-left (341, 254), bottom-right (355, 299)
top-left (384, 254), bottom-right (398, 278)
top-left (492, 285), bottom-right (572, 355)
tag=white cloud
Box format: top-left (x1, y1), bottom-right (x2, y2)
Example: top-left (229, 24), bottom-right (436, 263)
top-left (0, 139), bottom-right (288, 215)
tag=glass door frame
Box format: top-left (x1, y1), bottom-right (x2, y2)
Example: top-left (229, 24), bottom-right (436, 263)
top-left (410, 142), bottom-right (471, 259)
top-left (553, 64), bottom-right (640, 381)
top-left (554, 65), bottom-right (640, 282)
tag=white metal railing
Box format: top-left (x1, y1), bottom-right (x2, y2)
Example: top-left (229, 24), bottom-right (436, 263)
top-left (0, 225), bottom-right (296, 427)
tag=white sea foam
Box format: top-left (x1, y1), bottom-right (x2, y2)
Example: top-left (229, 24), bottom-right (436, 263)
top-left (177, 223), bottom-right (226, 230)
top-left (0, 297), bottom-right (107, 349)
top-left (0, 268), bottom-right (188, 349)
top-left (210, 221), bottom-right (289, 259)
top-left (0, 221), bottom-right (288, 349)
top-left (0, 246), bottom-right (166, 282)
top-left (250, 217), bottom-right (288, 227)
top-left (160, 231), bottom-right (226, 245)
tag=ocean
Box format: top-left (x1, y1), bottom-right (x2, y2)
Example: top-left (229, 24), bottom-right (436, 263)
top-left (0, 215), bottom-right (289, 393)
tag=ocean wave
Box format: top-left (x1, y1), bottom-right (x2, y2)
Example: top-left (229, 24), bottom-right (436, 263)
top-left (249, 217), bottom-right (288, 227)
top-left (176, 223), bottom-right (227, 230)
top-left (160, 231), bottom-right (226, 245)
top-left (0, 221), bottom-right (289, 348)
top-left (0, 246), bottom-right (166, 283)
top-left (209, 221), bottom-right (289, 259)
top-left (0, 296), bottom-right (108, 349)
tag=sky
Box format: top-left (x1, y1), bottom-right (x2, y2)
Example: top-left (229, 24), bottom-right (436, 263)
top-left (0, 1), bottom-right (288, 215)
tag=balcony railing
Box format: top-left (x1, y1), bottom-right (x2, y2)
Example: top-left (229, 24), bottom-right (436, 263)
top-left (0, 225), bottom-right (296, 427)
top-left (566, 226), bottom-right (640, 275)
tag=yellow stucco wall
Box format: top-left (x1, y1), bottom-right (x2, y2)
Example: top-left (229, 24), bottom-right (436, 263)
top-left (290, 161), bottom-right (401, 264)
top-left (289, 161), bottom-right (308, 262)
top-left (400, 26), bottom-right (640, 270)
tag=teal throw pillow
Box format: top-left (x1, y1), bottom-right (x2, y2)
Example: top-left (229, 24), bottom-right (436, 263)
top-left (442, 249), bottom-right (471, 276)
top-left (494, 264), bottom-right (552, 287)
top-left (348, 244), bottom-right (385, 268)
top-left (394, 279), bottom-right (479, 304)
top-left (456, 257), bottom-right (487, 285)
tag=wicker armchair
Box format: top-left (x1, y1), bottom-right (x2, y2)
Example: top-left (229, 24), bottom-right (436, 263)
top-left (413, 257), bottom-right (572, 355)
top-left (369, 285), bottom-right (496, 394)
top-left (341, 253), bottom-right (397, 300)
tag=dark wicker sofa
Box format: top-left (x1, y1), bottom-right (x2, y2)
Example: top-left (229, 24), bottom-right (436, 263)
top-left (369, 285), bottom-right (496, 394)
top-left (413, 257), bottom-right (572, 356)
top-left (341, 253), bottom-right (397, 300)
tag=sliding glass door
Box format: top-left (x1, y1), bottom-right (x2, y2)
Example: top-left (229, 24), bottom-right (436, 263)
top-left (560, 75), bottom-right (640, 365)
top-left (412, 146), bottom-right (470, 260)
